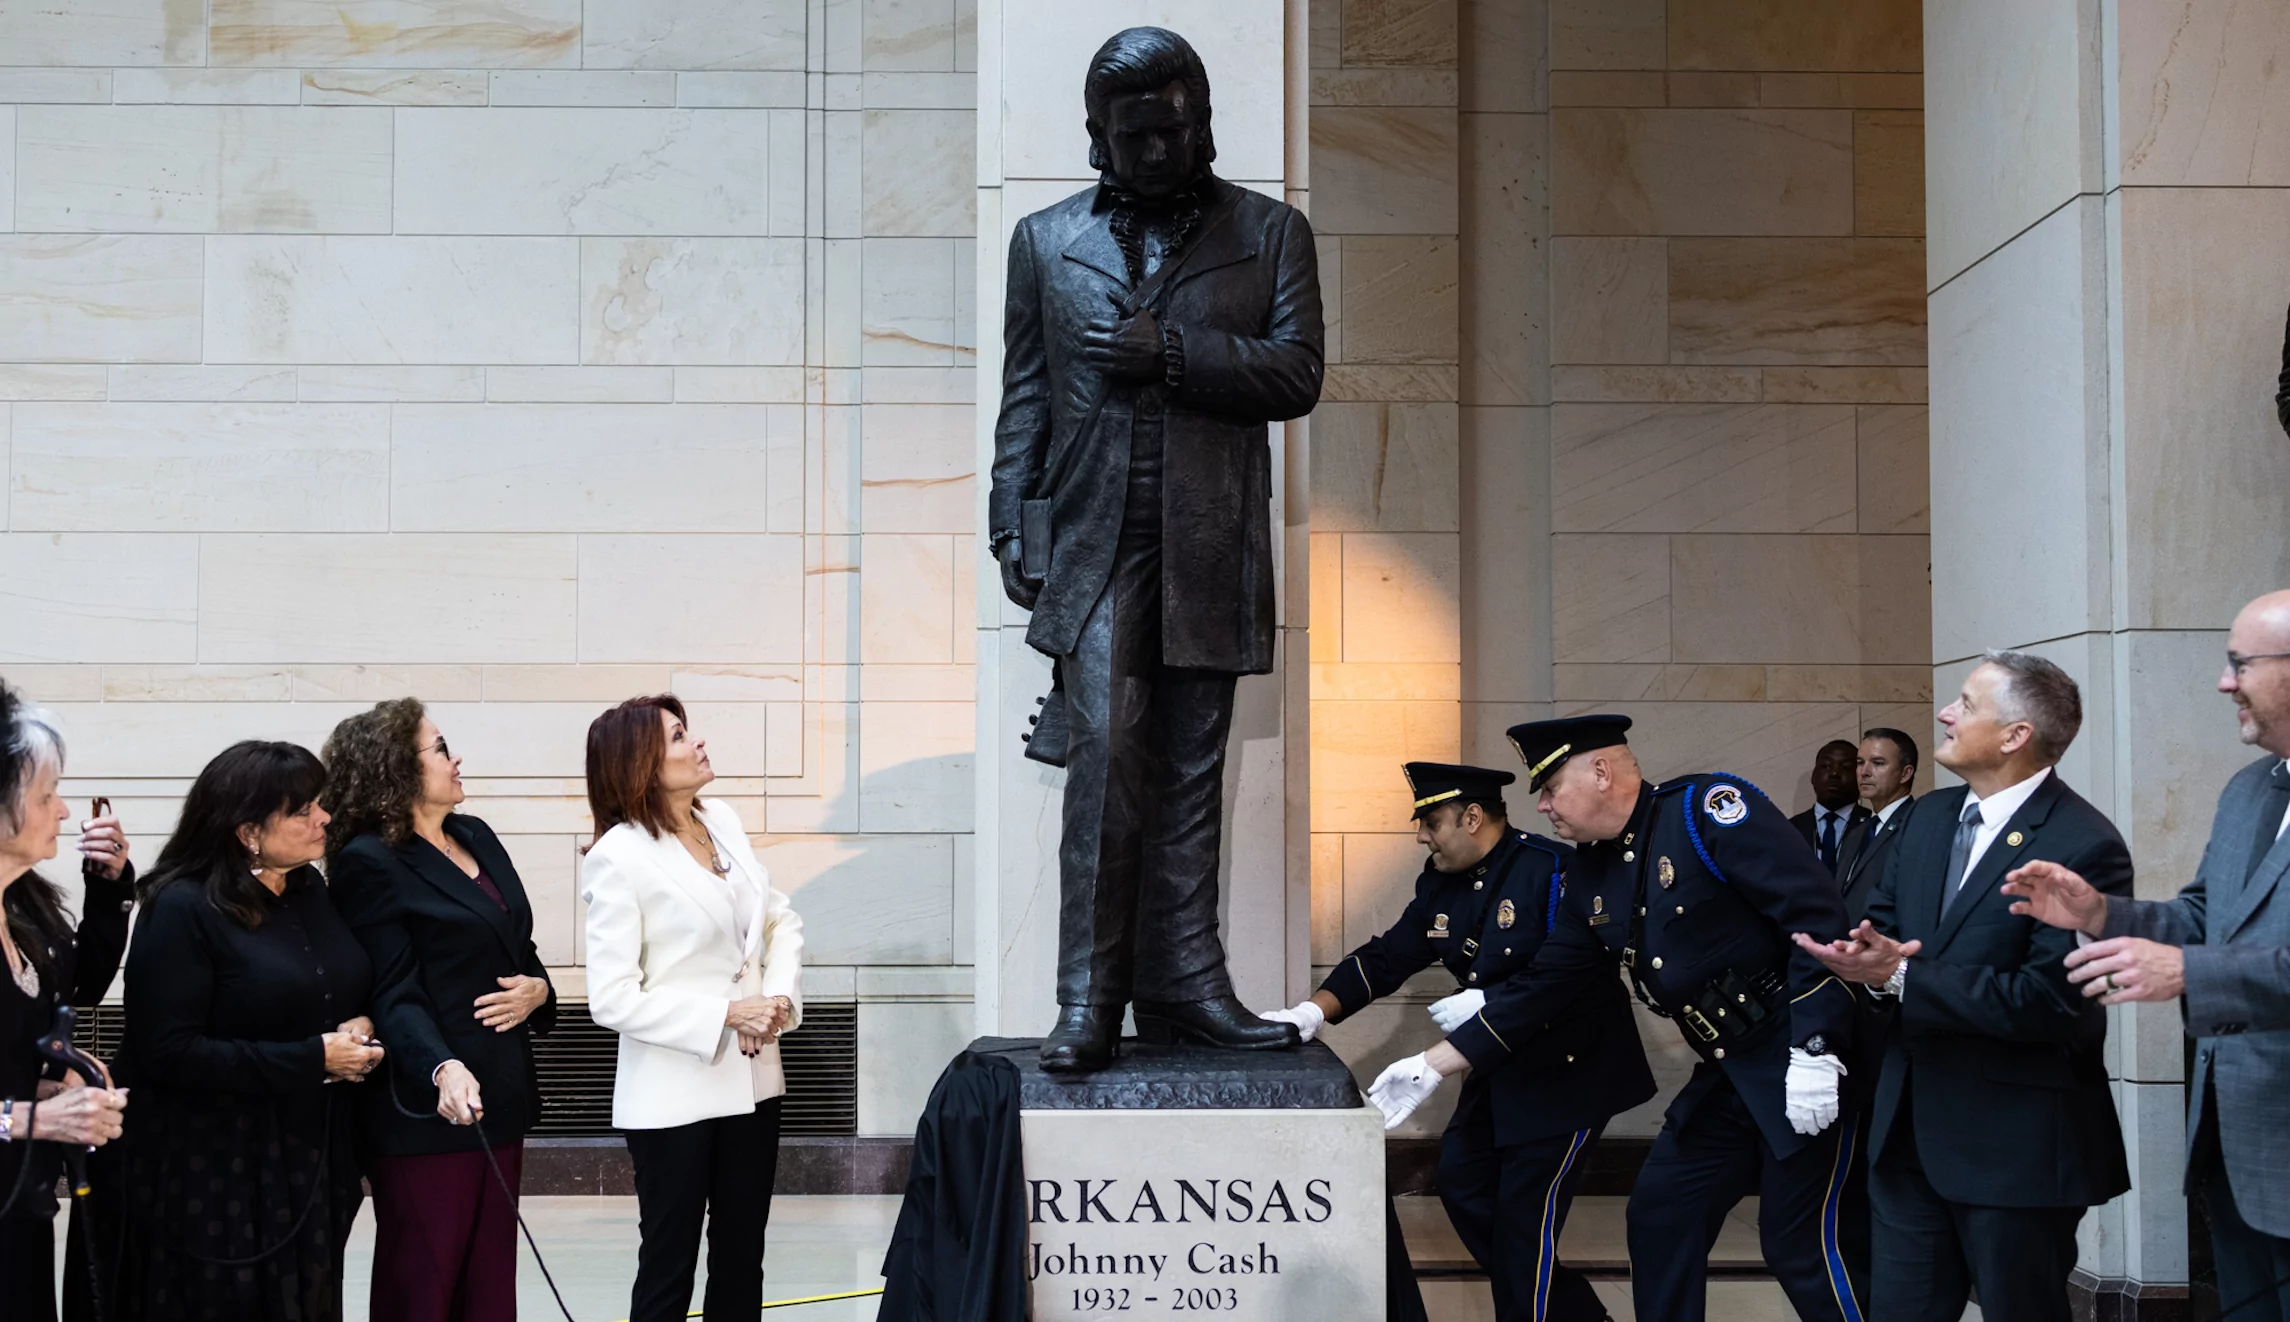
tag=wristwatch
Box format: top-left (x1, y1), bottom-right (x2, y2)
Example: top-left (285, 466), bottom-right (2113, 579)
top-left (0, 1098), bottom-right (13, 1142)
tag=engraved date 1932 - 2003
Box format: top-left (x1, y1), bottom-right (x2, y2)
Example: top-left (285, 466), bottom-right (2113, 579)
top-left (1071, 1285), bottom-right (1241, 1313)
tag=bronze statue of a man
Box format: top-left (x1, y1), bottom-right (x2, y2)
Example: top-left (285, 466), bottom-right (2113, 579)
top-left (989, 27), bottom-right (1325, 1072)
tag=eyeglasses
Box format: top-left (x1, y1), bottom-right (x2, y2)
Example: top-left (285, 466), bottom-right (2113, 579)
top-left (423, 737), bottom-right (452, 759)
top-left (2227, 651), bottom-right (2290, 678)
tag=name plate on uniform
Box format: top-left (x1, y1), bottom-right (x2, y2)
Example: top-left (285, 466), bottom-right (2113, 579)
top-left (1021, 1107), bottom-right (1386, 1319)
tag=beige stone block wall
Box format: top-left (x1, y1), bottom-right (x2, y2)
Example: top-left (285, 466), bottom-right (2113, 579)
top-left (0, 0), bottom-right (984, 1135)
top-left (1306, 0), bottom-right (1470, 980)
top-left (1547, 0), bottom-right (1934, 822)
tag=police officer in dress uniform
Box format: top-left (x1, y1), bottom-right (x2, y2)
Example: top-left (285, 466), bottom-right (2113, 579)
top-left (1257, 763), bottom-right (1654, 1322)
top-left (1414, 715), bottom-right (1871, 1322)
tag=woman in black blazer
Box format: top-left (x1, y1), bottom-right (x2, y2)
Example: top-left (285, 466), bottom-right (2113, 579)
top-left (322, 700), bottom-right (555, 1322)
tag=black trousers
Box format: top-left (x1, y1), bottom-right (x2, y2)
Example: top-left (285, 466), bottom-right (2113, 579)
top-left (1440, 1108), bottom-right (1607, 1322)
top-left (625, 1099), bottom-right (783, 1322)
top-left (0, 1212), bottom-right (56, 1322)
top-left (2193, 1095), bottom-right (2290, 1322)
top-left (1868, 1111), bottom-right (2080, 1322)
top-left (1625, 1071), bottom-right (1868, 1322)
top-left (1054, 444), bottom-right (1238, 1008)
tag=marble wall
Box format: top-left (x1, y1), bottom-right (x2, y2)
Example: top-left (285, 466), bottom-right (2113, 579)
top-left (1543, 0), bottom-right (1934, 820)
top-left (1927, 0), bottom-right (2290, 1295)
top-left (1301, 0), bottom-right (1477, 1139)
top-left (0, 0), bottom-right (982, 1137)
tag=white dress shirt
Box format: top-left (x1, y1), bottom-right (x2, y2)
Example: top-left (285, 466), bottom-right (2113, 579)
top-left (1871, 794), bottom-right (1912, 828)
top-left (1813, 803), bottom-right (1854, 850)
top-left (2276, 760), bottom-right (2290, 842)
top-left (1955, 765), bottom-right (2053, 891)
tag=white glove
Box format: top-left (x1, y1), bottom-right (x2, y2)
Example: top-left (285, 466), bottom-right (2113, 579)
top-left (1366, 1052), bottom-right (1447, 1131)
top-left (1783, 1048), bottom-right (1847, 1135)
top-left (1427, 988), bottom-right (1486, 1034)
top-left (1257, 1001), bottom-right (1325, 1043)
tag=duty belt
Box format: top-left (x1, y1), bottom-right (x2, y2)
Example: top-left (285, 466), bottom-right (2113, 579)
top-left (1620, 814), bottom-right (1790, 1064)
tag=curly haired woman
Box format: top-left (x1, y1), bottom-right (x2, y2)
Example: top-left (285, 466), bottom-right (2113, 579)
top-left (322, 701), bottom-right (555, 1322)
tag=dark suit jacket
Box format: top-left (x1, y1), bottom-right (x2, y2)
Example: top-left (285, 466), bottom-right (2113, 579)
top-left (1837, 797), bottom-right (1917, 923)
top-left (330, 815), bottom-right (557, 1156)
top-left (1864, 774), bottom-right (2131, 1208)
top-left (1791, 803), bottom-right (1869, 871)
top-left (989, 175), bottom-right (1324, 674)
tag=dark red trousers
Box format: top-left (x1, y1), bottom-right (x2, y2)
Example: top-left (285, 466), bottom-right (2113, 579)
top-left (366, 1143), bottom-right (523, 1322)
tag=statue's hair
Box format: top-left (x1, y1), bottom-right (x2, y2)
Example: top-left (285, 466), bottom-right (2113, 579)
top-left (1083, 26), bottom-right (1216, 172)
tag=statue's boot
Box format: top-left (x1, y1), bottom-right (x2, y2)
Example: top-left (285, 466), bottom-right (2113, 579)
top-left (1039, 1003), bottom-right (1123, 1073)
top-left (1133, 996), bottom-right (1301, 1050)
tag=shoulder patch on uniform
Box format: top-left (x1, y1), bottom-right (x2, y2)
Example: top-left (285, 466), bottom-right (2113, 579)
top-left (1702, 782), bottom-right (1750, 827)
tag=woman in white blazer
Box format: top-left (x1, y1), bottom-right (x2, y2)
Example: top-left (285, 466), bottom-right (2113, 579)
top-left (580, 696), bottom-right (803, 1322)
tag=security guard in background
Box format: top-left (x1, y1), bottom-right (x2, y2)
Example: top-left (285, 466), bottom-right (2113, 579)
top-left (1257, 763), bottom-right (1654, 1322)
top-left (1430, 716), bottom-right (1871, 1322)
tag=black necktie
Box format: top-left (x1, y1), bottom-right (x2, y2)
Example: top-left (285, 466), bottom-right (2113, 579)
top-left (2249, 762), bottom-right (2290, 881)
top-left (1943, 798), bottom-right (1984, 910)
top-left (1818, 812), bottom-right (1841, 872)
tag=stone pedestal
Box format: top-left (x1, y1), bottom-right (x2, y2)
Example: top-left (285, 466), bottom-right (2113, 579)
top-left (970, 1038), bottom-right (1387, 1320)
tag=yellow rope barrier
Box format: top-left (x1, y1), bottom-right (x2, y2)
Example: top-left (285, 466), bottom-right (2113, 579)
top-left (757, 1288), bottom-right (886, 1311)
top-left (627, 1285), bottom-right (889, 1319)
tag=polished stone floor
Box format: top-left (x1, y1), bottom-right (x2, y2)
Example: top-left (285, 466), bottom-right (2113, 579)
top-left (322, 1193), bottom-right (1983, 1321)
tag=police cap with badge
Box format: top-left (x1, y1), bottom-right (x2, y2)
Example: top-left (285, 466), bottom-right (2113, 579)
top-left (1505, 714), bottom-right (1633, 792)
top-left (1404, 761), bottom-right (1515, 820)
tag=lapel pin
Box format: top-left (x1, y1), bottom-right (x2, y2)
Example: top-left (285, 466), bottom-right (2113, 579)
top-left (2006, 831), bottom-right (2024, 847)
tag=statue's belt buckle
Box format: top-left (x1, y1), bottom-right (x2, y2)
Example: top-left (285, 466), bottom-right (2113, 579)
top-left (1680, 1005), bottom-right (1721, 1044)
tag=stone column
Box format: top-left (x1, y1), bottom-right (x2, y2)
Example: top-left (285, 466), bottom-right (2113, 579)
top-left (972, 1), bottom-right (1310, 1036)
top-left (1927, 0), bottom-right (2290, 1306)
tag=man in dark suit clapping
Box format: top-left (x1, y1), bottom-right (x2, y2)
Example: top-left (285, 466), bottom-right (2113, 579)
top-left (1794, 650), bottom-right (2130, 1322)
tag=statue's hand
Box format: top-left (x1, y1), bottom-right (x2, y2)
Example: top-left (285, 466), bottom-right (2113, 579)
top-left (999, 537), bottom-right (1042, 610)
top-left (1081, 294), bottom-right (1165, 383)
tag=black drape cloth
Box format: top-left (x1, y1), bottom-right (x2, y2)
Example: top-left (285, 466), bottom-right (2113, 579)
top-left (97, 866), bottom-right (374, 1322)
top-left (878, 1051), bottom-right (1028, 1322)
top-left (1386, 1197), bottom-right (1429, 1322)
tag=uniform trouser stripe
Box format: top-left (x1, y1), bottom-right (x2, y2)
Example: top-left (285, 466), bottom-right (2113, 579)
top-left (1821, 1117), bottom-right (1865, 1322)
top-left (1534, 1128), bottom-right (1593, 1322)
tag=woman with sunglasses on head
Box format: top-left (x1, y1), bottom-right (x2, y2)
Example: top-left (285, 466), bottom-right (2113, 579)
top-left (104, 740), bottom-right (382, 1322)
top-left (0, 684), bottom-right (131, 1322)
top-left (581, 695), bottom-right (804, 1322)
top-left (321, 700), bottom-right (555, 1322)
